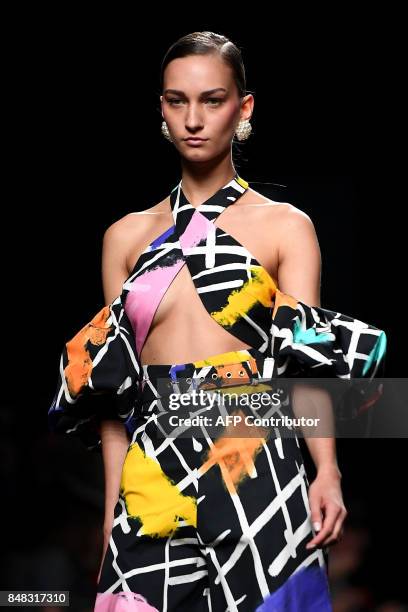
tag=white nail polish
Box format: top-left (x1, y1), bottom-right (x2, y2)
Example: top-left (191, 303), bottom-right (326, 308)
top-left (313, 522), bottom-right (321, 532)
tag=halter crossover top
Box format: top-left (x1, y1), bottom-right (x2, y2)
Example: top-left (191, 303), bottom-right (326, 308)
top-left (48, 173), bottom-right (387, 450)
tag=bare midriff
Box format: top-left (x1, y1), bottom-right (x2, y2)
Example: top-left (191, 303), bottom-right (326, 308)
top-left (139, 263), bottom-right (254, 365)
top-left (130, 199), bottom-right (281, 366)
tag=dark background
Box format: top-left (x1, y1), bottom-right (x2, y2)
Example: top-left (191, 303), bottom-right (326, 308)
top-left (1, 12), bottom-right (404, 612)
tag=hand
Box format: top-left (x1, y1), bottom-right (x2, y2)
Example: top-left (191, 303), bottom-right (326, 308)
top-left (306, 465), bottom-right (348, 550)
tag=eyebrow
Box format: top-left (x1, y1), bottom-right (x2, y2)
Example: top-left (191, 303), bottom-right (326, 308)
top-left (163, 88), bottom-right (227, 96)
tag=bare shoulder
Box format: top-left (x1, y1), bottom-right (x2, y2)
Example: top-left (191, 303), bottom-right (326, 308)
top-left (274, 201), bottom-right (314, 227)
top-left (102, 196), bottom-right (172, 277)
top-left (271, 204), bottom-right (320, 257)
top-left (241, 187), bottom-right (315, 231)
top-left (103, 196), bottom-right (171, 246)
top-left (271, 202), bottom-right (321, 274)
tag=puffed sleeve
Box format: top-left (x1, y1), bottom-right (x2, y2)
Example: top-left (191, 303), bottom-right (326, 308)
top-left (270, 289), bottom-right (387, 422)
top-left (47, 293), bottom-right (142, 452)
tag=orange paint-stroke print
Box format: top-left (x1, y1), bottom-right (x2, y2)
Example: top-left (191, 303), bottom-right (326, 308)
top-left (199, 409), bottom-right (269, 495)
top-left (64, 305), bottom-right (112, 396)
top-left (272, 288), bottom-right (299, 319)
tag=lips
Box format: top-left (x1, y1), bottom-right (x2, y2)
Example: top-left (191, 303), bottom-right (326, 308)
top-left (184, 138), bottom-right (207, 142)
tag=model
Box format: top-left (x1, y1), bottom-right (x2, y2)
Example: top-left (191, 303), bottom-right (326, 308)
top-left (48, 31), bottom-right (387, 612)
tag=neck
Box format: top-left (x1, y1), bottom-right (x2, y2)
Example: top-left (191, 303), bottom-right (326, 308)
top-left (180, 155), bottom-right (237, 208)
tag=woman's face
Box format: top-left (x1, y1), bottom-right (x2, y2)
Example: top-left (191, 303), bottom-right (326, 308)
top-left (160, 54), bottom-right (253, 161)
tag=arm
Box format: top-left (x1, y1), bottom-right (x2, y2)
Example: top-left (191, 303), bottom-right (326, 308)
top-left (277, 205), bottom-right (347, 548)
top-left (98, 220), bottom-right (134, 571)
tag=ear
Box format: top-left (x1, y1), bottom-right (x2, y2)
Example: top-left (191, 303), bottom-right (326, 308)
top-left (240, 93), bottom-right (254, 122)
top-left (160, 95), bottom-right (164, 118)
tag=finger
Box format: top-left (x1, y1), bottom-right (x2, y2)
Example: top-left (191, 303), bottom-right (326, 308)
top-left (320, 509), bottom-right (347, 547)
top-left (310, 506), bottom-right (343, 548)
top-left (306, 504), bottom-right (340, 549)
top-left (307, 507), bottom-right (338, 547)
top-left (309, 494), bottom-right (323, 536)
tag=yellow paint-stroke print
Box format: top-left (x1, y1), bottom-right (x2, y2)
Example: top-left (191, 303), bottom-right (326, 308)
top-left (211, 266), bottom-right (277, 328)
top-left (194, 349), bottom-right (254, 368)
top-left (199, 409), bottom-right (269, 495)
top-left (120, 443), bottom-right (197, 538)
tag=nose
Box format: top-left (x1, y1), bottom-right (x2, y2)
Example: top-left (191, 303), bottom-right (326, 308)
top-left (185, 103), bottom-right (204, 131)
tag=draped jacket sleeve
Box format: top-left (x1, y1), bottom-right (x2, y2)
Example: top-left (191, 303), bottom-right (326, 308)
top-left (48, 292), bottom-right (142, 452)
top-left (269, 289), bottom-right (387, 422)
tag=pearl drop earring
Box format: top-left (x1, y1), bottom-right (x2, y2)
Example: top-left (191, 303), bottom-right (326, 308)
top-left (161, 121), bottom-right (173, 142)
top-left (235, 119), bottom-right (252, 141)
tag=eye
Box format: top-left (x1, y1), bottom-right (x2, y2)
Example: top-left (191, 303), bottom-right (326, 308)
top-left (167, 98), bottom-right (223, 106)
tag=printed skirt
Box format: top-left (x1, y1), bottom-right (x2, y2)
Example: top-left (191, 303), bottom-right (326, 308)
top-left (95, 346), bottom-right (332, 612)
